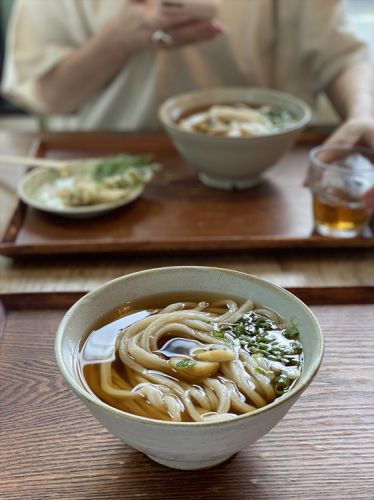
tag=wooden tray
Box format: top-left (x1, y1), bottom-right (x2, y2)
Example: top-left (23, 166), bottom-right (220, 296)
top-left (1, 287), bottom-right (373, 499)
top-left (1, 132), bottom-right (373, 257)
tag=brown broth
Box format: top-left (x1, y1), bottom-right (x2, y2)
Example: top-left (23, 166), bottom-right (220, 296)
top-left (79, 292), bottom-right (236, 421)
top-left (78, 292), bottom-right (303, 422)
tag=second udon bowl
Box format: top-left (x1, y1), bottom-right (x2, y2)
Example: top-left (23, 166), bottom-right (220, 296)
top-left (159, 87), bottom-right (311, 190)
top-left (55, 266), bottom-right (323, 470)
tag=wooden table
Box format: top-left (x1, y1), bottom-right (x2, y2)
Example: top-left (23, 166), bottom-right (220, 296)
top-left (0, 131), bottom-right (373, 499)
top-left (1, 130), bottom-right (373, 293)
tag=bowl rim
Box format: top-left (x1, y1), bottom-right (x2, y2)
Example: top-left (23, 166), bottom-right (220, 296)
top-left (309, 144), bottom-right (374, 173)
top-left (158, 87), bottom-right (312, 141)
top-left (55, 266), bottom-right (324, 427)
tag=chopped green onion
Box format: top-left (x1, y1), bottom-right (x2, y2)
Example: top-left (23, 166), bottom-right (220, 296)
top-left (291, 341), bottom-right (303, 355)
top-left (210, 309), bottom-right (302, 396)
top-left (234, 325), bottom-right (247, 336)
top-left (274, 375), bottom-right (290, 394)
top-left (175, 360), bottom-right (197, 368)
top-left (255, 367), bottom-right (266, 375)
top-left (285, 325), bottom-right (299, 340)
top-left (212, 331), bottom-right (225, 338)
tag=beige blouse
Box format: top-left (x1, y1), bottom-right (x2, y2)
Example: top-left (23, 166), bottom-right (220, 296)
top-left (1, 0), bottom-right (368, 130)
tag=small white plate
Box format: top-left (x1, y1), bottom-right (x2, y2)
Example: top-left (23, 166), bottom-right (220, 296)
top-left (17, 164), bottom-right (145, 219)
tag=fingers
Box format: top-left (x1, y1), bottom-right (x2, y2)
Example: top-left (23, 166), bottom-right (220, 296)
top-left (322, 124), bottom-right (361, 164)
top-left (324, 118), bottom-right (374, 149)
top-left (159, 19), bottom-right (224, 48)
top-left (142, 2), bottom-right (224, 48)
top-left (321, 118), bottom-right (374, 163)
top-left (362, 186), bottom-right (374, 211)
top-left (321, 119), bottom-right (374, 212)
top-left (317, 143), bottom-right (351, 164)
top-left (123, 1), bottom-right (193, 35)
top-left (150, 3), bottom-right (202, 30)
top-left (155, 12), bottom-right (196, 29)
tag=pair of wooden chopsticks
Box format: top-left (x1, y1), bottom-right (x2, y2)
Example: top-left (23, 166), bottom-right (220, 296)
top-left (0, 154), bottom-right (80, 170)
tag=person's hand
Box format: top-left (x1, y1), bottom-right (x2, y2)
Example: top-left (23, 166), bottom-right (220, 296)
top-left (149, 0), bottom-right (224, 48)
top-left (363, 187), bottom-right (374, 212)
top-left (151, 18), bottom-right (225, 49)
top-left (323, 117), bottom-right (374, 213)
top-left (111, 1), bottom-right (224, 53)
top-left (324, 117), bottom-right (374, 150)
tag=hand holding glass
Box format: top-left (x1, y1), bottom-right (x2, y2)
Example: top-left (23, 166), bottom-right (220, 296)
top-left (308, 146), bottom-right (374, 238)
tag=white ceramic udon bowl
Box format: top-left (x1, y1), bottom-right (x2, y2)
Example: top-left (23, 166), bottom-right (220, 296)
top-left (55, 266), bottom-right (323, 470)
top-left (159, 87), bottom-right (311, 190)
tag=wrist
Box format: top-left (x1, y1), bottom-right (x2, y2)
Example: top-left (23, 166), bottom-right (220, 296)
top-left (346, 88), bottom-right (374, 121)
top-left (346, 94), bottom-right (373, 119)
top-left (347, 106), bottom-right (374, 121)
top-left (105, 8), bottom-right (154, 60)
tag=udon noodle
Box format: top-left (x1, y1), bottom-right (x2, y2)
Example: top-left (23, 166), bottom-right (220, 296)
top-left (80, 295), bottom-right (303, 423)
top-left (178, 103), bottom-right (296, 137)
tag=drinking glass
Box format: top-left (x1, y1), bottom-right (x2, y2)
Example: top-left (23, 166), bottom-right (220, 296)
top-left (308, 145), bottom-right (374, 238)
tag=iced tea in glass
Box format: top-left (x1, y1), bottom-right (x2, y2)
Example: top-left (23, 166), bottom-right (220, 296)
top-left (308, 146), bottom-right (374, 238)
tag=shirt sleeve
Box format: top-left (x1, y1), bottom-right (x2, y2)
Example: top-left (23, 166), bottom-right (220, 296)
top-left (300, 0), bottom-right (369, 94)
top-left (1, 0), bottom-right (78, 114)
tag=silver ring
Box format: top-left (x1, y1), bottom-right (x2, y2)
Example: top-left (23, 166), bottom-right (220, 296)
top-left (151, 29), bottom-right (174, 46)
